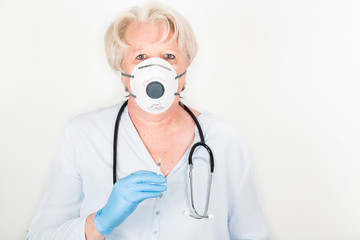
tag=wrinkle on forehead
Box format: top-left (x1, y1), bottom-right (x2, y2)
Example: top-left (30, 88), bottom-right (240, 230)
top-left (124, 21), bottom-right (177, 49)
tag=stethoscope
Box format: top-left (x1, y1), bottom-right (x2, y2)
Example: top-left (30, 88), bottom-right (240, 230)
top-left (112, 100), bottom-right (215, 219)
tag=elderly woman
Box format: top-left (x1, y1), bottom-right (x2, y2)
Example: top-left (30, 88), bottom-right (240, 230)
top-left (26, 2), bottom-right (270, 240)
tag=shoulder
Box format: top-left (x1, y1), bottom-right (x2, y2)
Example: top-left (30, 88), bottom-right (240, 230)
top-left (63, 102), bottom-right (125, 136)
top-left (197, 112), bottom-right (252, 167)
top-left (198, 111), bottom-right (244, 145)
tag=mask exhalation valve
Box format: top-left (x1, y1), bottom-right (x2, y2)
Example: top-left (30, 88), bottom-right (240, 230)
top-left (146, 81), bottom-right (165, 99)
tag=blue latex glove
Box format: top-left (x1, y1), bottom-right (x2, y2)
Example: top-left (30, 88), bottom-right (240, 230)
top-left (93, 170), bottom-right (167, 235)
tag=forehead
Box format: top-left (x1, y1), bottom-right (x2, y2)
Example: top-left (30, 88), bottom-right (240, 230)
top-left (125, 22), bottom-right (178, 50)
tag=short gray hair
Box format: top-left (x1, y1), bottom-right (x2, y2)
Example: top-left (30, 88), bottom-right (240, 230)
top-left (104, 2), bottom-right (198, 71)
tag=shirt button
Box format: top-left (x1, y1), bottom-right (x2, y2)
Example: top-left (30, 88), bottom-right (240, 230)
top-left (153, 231), bottom-right (158, 234)
top-left (156, 211), bottom-right (160, 215)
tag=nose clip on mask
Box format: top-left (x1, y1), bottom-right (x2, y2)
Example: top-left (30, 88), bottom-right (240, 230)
top-left (121, 57), bottom-right (186, 114)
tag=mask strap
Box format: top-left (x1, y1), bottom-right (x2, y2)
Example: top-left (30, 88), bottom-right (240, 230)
top-left (121, 72), bottom-right (134, 78)
top-left (175, 70), bottom-right (187, 80)
top-left (174, 70), bottom-right (186, 96)
top-left (122, 73), bottom-right (136, 97)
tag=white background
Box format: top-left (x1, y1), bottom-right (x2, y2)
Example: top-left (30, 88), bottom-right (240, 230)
top-left (1, 0), bottom-right (359, 239)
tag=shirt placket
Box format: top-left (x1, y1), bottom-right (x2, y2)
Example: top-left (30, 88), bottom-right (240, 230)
top-left (150, 192), bottom-right (165, 240)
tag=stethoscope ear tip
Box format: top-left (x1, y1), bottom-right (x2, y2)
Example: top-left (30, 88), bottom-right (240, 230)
top-left (183, 210), bottom-right (191, 216)
top-left (208, 214), bottom-right (214, 219)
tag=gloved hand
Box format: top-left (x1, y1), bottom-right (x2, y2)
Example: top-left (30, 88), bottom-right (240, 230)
top-left (93, 170), bottom-right (167, 235)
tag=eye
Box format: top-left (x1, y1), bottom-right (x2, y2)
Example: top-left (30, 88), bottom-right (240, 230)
top-left (136, 54), bottom-right (147, 60)
top-left (164, 53), bottom-right (175, 60)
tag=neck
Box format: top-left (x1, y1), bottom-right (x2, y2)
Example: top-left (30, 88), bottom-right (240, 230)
top-left (127, 97), bottom-right (183, 131)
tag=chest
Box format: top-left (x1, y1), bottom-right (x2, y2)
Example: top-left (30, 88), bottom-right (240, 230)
top-left (139, 126), bottom-right (195, 177)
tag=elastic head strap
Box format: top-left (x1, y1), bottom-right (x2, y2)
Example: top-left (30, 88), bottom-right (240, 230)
top-left (129, 93), bottom-right (136, 98)
top-left (175, 70), bottom-right (187, 80)
top-left (121, 72), bottom-right (134, 78)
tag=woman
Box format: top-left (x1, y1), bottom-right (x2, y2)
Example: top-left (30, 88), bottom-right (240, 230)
top-left (26, 2), bottom-right (270, 240)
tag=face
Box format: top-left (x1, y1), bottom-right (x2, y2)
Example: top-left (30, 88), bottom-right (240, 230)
top-left (121, 22), bottom-right (188, 94)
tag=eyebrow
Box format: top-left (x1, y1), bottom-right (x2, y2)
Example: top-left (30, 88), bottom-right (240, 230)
top-left (132, 47), bottom-right (145, 53)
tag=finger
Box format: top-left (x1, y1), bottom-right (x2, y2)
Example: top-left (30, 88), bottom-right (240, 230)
top-left (132, 191), bottom-right (165, 203)
top-left (128, 171), bottom-right (167, 184)
top-left (132, 183), bottom-right (167, 192)
top-left (131, 170), bottom-right (156, 175)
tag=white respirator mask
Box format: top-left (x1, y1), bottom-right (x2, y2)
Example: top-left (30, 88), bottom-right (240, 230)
top-left (121, 57), bottom-right (186, 114)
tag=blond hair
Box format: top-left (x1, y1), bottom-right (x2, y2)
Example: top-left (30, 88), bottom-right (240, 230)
top-left (104, 2), bottom-right (198, 71)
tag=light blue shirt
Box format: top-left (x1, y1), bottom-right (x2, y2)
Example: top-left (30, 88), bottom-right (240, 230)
top-left (26, 102), bottom-right (270, 240)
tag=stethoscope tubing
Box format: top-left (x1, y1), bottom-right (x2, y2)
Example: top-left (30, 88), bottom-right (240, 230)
top-left (113, 100), bottom-right (128, 184)
top-left (112, 100), bottom-right (214, 219)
